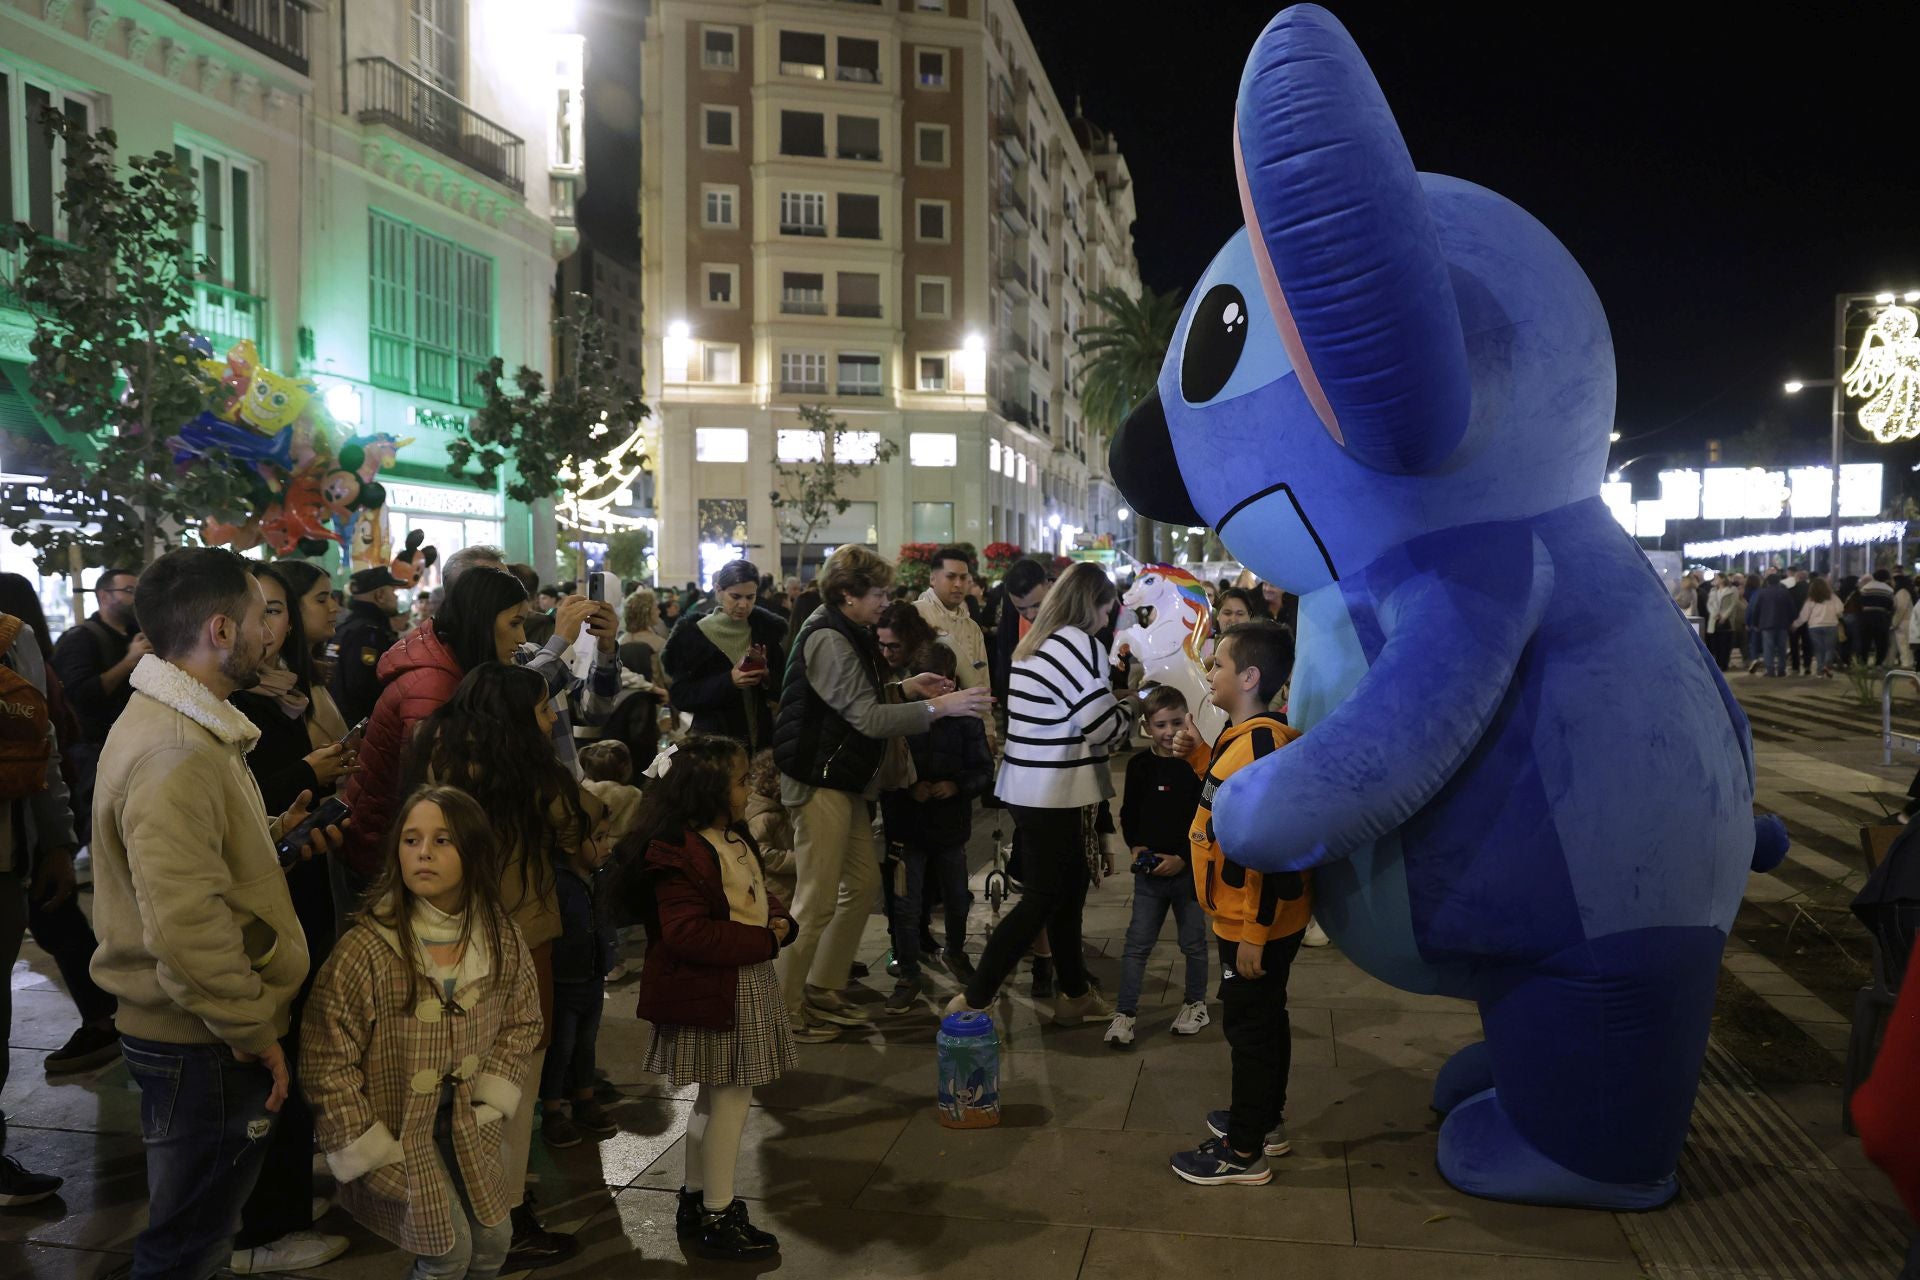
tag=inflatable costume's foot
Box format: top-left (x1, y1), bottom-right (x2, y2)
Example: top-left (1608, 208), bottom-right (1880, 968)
top-left (1431, 1040), bottom-right (1493, 1115)
top-left (1437, 1088), bottom-right (1677, 1211)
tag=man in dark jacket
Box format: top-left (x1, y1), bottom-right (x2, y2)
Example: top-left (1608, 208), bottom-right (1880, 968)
top-left (50, 567), bottom-right (146, 833)
top-left (327, 567), bottom-right (402, 727)
top-left (1786, 566), bottom-right (1812, 675)
top-left (1750, 573), bottom-right (1798, 678)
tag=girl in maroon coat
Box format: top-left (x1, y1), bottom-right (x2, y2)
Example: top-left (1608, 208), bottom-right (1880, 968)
top-left (627, 734), bottom-right (796, 1262)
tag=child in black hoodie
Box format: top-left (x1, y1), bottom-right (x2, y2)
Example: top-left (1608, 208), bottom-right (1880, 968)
top-left (881, 644), bottom-right (993, 1012)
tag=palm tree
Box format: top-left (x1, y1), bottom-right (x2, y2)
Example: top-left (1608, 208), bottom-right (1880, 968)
top-left (1072, 284), bottom-right (1184, 431)
top-left (1073, 284), bottom-right (1184, 561)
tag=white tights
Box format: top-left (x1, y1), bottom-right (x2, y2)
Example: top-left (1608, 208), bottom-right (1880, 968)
top-left (684, 1084), bottom-right (752, 1214)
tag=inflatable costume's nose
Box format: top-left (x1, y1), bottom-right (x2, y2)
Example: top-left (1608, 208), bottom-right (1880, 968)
top-left (1109, 388), bottom-right (1201, 527)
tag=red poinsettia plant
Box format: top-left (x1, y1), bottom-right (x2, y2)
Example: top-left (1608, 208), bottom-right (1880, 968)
top-left (983, 541), bottom-right (1023, 572)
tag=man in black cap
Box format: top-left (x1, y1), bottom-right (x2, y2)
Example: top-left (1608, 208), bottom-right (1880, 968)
top-left (329, 567), bottom-right (402, 726)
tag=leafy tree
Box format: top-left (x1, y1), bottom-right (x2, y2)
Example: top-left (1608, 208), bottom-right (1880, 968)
top-left (1072, 284), bottom-right (1183, 435)
top-left (603, 527), bottom-right (652, 583)
top-left (0, 112), bottom-right (247, 569)
top-left (1073, 284), bottom-right (1184, 561)
top-left (770, 403), bottom-right (899, 581)
top-left (448, 291), bottom-right (648, 510)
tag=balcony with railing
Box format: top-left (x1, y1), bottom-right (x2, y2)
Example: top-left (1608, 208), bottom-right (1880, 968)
top-left (780, 296), bottom-right (827, 315)
top-left (998, 399), bottom-right (1032, 428)
top-left (190, 280), bottom-right (266, 355)
top-left (995, 185), bottom-right (1029, 227)
top-left (837, 302), bottom-right (883, 318)
top-left (996, 330), bottom-right (1029, 360)
top-left (992, 108), bottom-right (1026, 159)
top-left (838, 379), bottom-right (884, 397)
top-left (779, 221), bottom-right (828, 238)
top-left (997, 258), bottom-right (1029, 293)
top-left (168, 0), bottom-right (311, 75)
top-left (355, 57), bottom-right (525, 192)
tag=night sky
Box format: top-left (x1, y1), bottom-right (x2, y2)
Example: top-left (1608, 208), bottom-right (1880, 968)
top-left (1019, 2), bottom-right (1920, 475)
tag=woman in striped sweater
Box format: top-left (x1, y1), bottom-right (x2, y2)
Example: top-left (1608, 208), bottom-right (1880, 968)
top-left (948, 563), bottom-right (1129, 1025)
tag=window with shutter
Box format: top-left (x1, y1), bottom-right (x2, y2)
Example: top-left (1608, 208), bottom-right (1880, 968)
top-left (368, 211), bottom-right (494, 406)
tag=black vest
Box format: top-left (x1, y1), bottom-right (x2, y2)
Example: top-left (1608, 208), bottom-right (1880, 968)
top-left (772, 606), bottom-right (887, 793)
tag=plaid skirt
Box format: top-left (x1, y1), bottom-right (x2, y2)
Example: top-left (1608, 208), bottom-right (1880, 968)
top-left (643, 960), bottom-right (796, 1087)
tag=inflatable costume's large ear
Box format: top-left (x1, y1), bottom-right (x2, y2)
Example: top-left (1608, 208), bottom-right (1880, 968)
top-left (1235, 4), bottom-right (1469, 474)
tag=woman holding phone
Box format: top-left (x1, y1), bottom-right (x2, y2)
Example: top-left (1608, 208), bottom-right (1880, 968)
top-left (662, 560), bottom-right (786, 752)
top-left (226, 561), bottom-right (360, 1274)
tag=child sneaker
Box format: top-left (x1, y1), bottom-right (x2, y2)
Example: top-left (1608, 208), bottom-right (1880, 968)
top-left (1302, 918), bottom-right (1331, 948)
top-left (541, 1113), bottom-right (582, 1149)
top-left (1205, 1109), bottom-right (1290, 1156)
top-left (1104, 1013), bottom-right (1136, 1048)
top-left (1170, 1136), bottom-right (1272, 1186)
top-left (571, 1099), bottom-right (618, 1138)
top-left (1171, 1001), bottom-right (1211, 1035)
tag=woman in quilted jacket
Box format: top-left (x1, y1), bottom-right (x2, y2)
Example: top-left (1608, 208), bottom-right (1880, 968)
top-left (626, 734), bottom-right (796, 1263)
top-left (336, 567), bottom-right (529, 919)
top-left (304, 785), bottom-right (542, 1280)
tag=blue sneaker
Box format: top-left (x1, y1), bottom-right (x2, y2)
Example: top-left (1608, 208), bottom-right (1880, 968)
top-left (1169, 1136), bottom-right (1272, 1186)
top-left (1206, 1109), bottom-right (1291, 1156)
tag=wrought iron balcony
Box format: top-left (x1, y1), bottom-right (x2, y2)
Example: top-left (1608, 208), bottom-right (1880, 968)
top-left (838, 381), bottom-right (884, 397)
top-left (780, 222), bottom-right (828, 237)
top-left (355, 57), bottom-right (525, 192)
top-left (995, 186), bottom-right (1029, 226)
top-left (999, 399), bottom-right (1032, 428)
top-left (998, 259), bottom-right (1029, 291)
top-left (190, 280), bottom-right (266, 355)
top-left (780, 298), bottom-right (827, 315)
top-left (168, 0), bottom-right (311, 75)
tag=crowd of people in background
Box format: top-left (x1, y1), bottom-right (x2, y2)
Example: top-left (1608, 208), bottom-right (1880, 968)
top-left (1676, 563), bottom-right (1918, 678)
top-left (12, 538), bottom-right (1914, 1275)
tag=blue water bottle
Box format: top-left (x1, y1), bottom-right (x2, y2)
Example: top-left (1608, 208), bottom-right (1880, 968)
top-left (936, 1011), bottom-right (1000, 1129)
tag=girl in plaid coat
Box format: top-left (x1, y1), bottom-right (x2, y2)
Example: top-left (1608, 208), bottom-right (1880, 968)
top-left (304, 787), bottom-right (542, 1280)
top-left (627, 734), bottom-right (797, 1262)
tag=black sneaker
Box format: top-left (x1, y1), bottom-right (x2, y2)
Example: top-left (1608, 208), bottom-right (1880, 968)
top-left (504, 1196), bottom-right (580, 1269)
top-left (571, 1099), bottom-right (618, 1138)
top-left (0, 1154), bottom-right (63, 1206)
top-left (44, 1024), bottom-right (121, 1075)
top-left (849, 961), bottom-right (870, 980)
top-left (541, 1112), bottom-right (582, 1149)
top-left (697, 1199), bottom-right (778, 1261)
top-left (884, 980), bottom-right (922, 1014)
top-left (1030, 956), bottom-right (1055, 1000)
top-left (1169, 1136), bottom-right (1272, 1186)
top-left (944, 951), bottom-right (977, 984)
top-left (675, 1187), bottom-right (702, 1239)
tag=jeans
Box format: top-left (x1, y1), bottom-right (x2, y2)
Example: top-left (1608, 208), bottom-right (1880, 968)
top-left (414, 1093), bottom-right (512, 1280)
top-left (121, 1035), bottom-right (278, 1280)
top-left (889, 842), bottom-right (971, 981)
top-left (1809, 626), bottom-right (1838, 675)
top-left (1219, 931), bottom-right (1305, 1157)
top-left (1117, 872), bottom-right (1209, 1015)
top-left (966, 805), bottom-right (1092, 1005)
top-left (1788, 621), bottom-right (1809, 674)
top-left (1861, 611), bottom-right (1893, 666)
top-left (1759, 628), bottom-right (1788, 677)
top-left (539, 979), bottom-right (604, 1102)
top-left (1706, 628), bottom-right (1734, 671)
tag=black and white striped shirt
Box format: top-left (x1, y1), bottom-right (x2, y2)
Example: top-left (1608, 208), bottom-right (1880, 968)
top-left (995, 625), bottom-right (1131, 809)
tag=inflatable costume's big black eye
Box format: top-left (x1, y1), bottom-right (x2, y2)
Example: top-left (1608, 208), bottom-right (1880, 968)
top-left (1180, 284), bottom-right (1250, 404)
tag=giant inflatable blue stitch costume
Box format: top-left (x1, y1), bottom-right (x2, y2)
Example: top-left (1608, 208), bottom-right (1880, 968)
top-left (1109, 5), bottom-right (1791, 1210)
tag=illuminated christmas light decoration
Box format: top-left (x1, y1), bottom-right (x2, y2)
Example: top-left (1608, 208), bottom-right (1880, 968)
top-left (556, 420), bottom-right (653, 535)
top-left (1843, 304), bottom-right (1920, 442)
top-left (1683, 521), bottom-right (1908, 560)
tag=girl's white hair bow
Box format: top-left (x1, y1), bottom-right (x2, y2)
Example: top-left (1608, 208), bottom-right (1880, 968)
top-left (643, 743), bottom-right (678, 779)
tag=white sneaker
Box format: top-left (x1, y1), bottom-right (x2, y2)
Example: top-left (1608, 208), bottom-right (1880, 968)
top-left (1104, 1013), bottom-right (1136, 1047)
top-left (1302, 918), bottom-right (1331, 948)
top-left (1171, 1001), bottom-right (1211, 1035)
top-left (311, 1196), bottom-right (332, 1222)
top-left (230, 1230), bottom-right (350, 1274)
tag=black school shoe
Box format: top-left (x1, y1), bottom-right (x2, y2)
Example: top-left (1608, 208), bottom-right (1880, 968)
top-left (505, 1195), bottom-right (580, 1270)
top-left (676, 1187), bottom-right (702, 1238)
top-left (0, 1155), bottom-right (63, 1206)
top-left (697, 1199), bottom-right (778, 1261)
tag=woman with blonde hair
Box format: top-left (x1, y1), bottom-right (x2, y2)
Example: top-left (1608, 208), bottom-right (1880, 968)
top-left (948, 562), bottom-right (1129, 1024)
top-left (770, 545), bottom-right (991, 1041)
top-left (619, 588), bottom-right (661, 683)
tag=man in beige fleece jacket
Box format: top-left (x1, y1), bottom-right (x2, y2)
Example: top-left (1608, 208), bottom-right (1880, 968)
top-left (89, 548), bottom-right (341, 1280)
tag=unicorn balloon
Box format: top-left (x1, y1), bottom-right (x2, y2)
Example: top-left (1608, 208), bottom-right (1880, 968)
top-left (1114, 564), bottom-right (1226, 744)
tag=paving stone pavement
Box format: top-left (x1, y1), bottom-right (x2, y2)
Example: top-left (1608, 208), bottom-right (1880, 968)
top-left (3, 675), bottom-right (1914, 1278)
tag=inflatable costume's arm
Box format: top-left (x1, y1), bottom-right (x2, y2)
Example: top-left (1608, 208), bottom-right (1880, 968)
top-left (1213, 528), bottom-right (1553, 874)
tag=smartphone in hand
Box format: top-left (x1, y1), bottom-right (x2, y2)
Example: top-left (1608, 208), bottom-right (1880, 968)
top-left (738, 643), bottom-right (768, 674)
top-left (277, 796), bottom-right (351, 868)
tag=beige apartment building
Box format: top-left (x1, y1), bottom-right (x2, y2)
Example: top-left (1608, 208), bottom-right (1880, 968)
top-left (640, 0), bottom-right (1142, 584)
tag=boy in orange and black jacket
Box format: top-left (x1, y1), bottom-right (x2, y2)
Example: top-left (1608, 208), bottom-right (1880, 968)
top-left (1169, 621), bottom-right (1309, 1187)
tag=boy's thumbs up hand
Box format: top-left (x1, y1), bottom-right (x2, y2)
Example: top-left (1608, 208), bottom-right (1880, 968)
top-left (1171, 713), bottom-right (1199, 755)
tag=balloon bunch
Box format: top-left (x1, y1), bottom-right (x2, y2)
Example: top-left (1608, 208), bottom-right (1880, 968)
top-left (173, 337), bottom-right (410, 561)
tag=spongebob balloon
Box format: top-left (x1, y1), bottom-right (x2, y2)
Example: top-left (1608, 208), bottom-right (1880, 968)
top-left (240, 366), bottom-right (314, 435)
top-left (1108, 5), bottom-right (1788, 1211)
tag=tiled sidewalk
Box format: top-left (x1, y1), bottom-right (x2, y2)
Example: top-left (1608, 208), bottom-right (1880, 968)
top-left (5, 683), bottom-right (1915, 1277)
